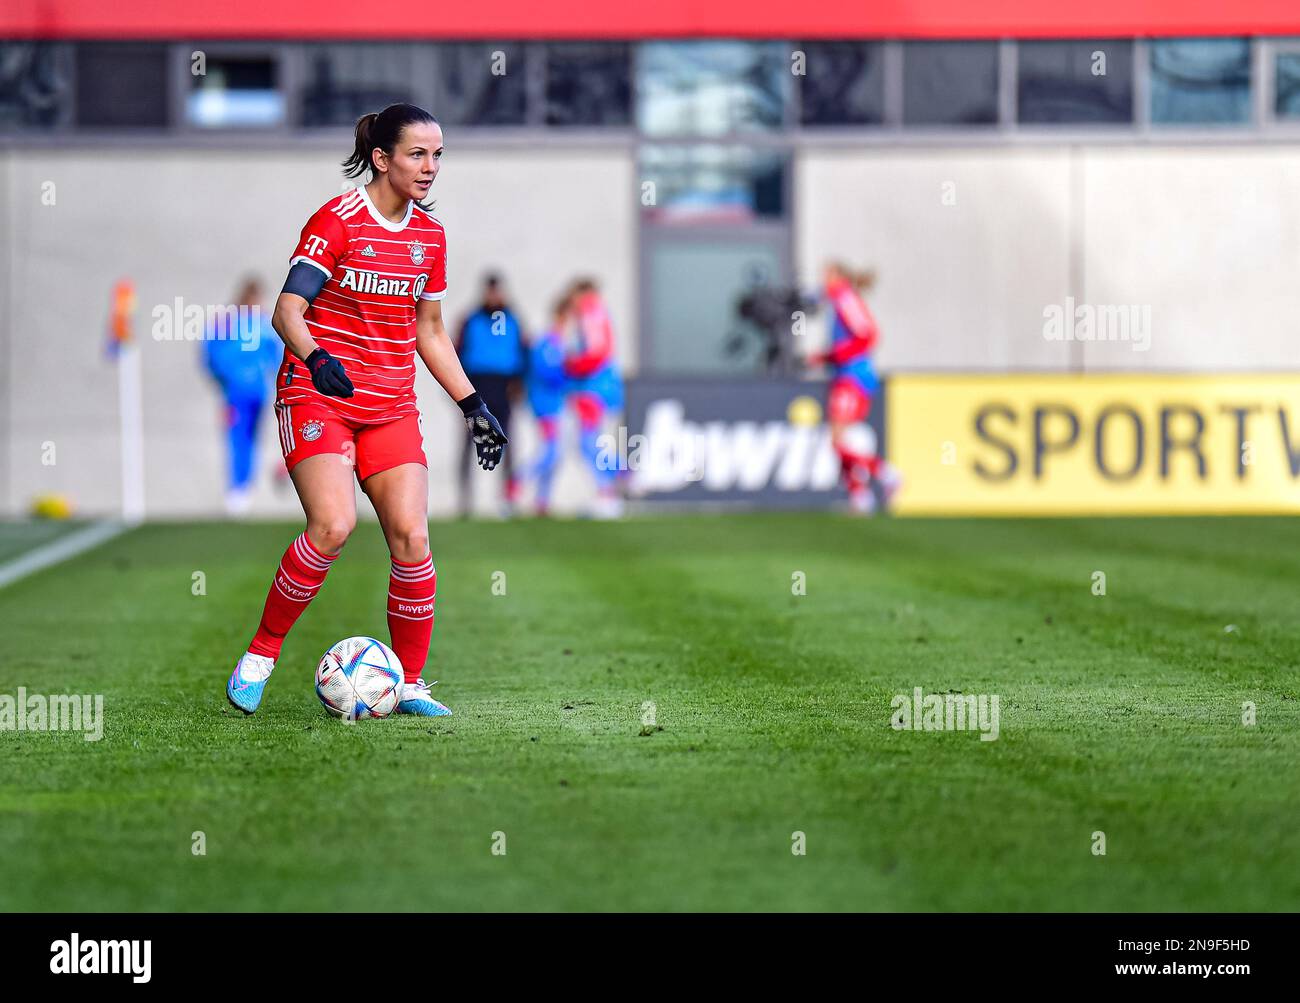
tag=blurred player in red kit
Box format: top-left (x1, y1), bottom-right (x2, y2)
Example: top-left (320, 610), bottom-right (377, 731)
top-left (564, 279), bottom-right (625, 519)
top-left (806, 262), bottom-right (902, 514)
top-left (225, 103), bottom-right (507, 716)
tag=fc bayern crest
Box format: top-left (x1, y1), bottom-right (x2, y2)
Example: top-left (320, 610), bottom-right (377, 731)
top-left (408, 241), bottom-right (425, 265)
top-left (300, 420), bottom-right (324, 442)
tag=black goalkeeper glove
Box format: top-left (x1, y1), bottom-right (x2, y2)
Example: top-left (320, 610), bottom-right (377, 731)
top-left (305, 348), bottom-right (354, 398)
top-left (458, 392), bottom-right (508, 471)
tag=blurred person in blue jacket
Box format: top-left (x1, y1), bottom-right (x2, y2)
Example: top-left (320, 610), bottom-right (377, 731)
top-left (455, 272), bottom-right (526, 517)
top-left (507, 295), bottom-right (571, 517)
top-left (202, 277), bottom-right (282, 515)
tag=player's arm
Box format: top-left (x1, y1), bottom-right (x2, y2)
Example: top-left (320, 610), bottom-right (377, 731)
top-left (271, 289), bottom-right (320, 364)
top-left (272, 277), bottom-right (353, 398)
top-left (274, 208), bottom-right (354, 397)
top-left (807, 288), bottom-right (879, 367)
top-left (416, 298), bottom-right (508, 470)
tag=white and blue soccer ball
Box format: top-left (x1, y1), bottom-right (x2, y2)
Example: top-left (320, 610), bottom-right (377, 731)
top-left (315, 636), bottom-right (404, 720)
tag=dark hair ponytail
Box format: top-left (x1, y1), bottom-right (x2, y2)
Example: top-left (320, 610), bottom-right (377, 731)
top-left (342, 112), bottom-right (382, 179)
top-left (342, 103), bottom-right (440, 206)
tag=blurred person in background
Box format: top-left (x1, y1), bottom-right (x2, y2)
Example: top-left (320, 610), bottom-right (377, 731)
top-left (508, 295), bottom-right (571, 517)
top-left (455, 272), bottom-right (526, 516)
top-left (805, 262), bottom-right (901, 514)
top-left (202, 276), bottom-right (282, 516)
top-left (564, 278), bottom-right (625, 519)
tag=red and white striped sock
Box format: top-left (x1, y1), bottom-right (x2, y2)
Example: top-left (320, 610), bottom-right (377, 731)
top-left (835, 443), bottom-right (883, 487)
top-left (387, 553), bottom-right (436, 684)
top-left (247, 532), bottom-right (338, 660)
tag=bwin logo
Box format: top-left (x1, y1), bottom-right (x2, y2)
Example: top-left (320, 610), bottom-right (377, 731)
top-left (632, 399), bottom-right (852, 493)
top-left (50, 934), bottom-right (151, 983)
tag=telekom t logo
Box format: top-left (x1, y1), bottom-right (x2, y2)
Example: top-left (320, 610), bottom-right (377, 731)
top-left (304, 236), bottom-right (329, 257)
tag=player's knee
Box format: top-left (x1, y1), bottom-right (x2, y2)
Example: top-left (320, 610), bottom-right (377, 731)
top-left (389, 525), bottom-right (429, 563)
top-left (309, 517), bottom-right (355, 555)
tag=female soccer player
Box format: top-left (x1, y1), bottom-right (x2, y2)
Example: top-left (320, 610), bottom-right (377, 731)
top-left (563, 279), bottom-right (625, 519)
top-left (806, 262), bottom-right (901, 514)
top-left (226, 103), bottom-right (507, 717)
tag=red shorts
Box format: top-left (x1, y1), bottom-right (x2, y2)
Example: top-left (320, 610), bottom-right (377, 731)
top-left (274, 401), bottom-right (426, 481)
top-left (828, 377), bottom-right (873, 425)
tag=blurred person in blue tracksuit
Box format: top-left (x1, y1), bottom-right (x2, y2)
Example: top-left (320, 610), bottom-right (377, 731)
top-left (455, 272), bottom-right (527, 517)
top-left (202, 276), bottom-right (282, 516)
top-left (507, 295), bottom-right (571, 516)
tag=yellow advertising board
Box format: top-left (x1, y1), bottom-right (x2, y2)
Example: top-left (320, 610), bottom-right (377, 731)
top-left (887, 374), bottom-right (1300, 515)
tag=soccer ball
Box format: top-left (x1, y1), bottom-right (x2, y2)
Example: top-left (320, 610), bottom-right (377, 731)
top-left (315, 636), bottom-right (404, 720)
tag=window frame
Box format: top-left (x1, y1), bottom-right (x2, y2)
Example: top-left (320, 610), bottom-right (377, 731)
top-left (170, 40), bottom-right (290, 135)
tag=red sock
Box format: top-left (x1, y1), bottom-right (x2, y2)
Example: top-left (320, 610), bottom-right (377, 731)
top-left (834, 443), bottom-right (883, 488)
top-left (247, 532), bottom-right (338, 660)
top-left (387, 553), bottom-right (436, 684)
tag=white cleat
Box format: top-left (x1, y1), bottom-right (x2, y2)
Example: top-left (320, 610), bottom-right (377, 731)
top-left (225, 488), bottom-right (252, 517)
top-left (848, 488), bottom-right (877, 516)
top-left (591, 494), bottom-right (624, 520)
top-left (877, 464), bottom-right (904, 506)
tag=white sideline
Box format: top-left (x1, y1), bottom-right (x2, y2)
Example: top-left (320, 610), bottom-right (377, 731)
top-left (0, 521), bottom-right (131, 591)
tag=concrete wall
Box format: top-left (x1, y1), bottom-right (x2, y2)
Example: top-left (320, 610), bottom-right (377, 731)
top-left (796, 143), bottom-right (1300, 373)
top-left (5, 140), bottom-right (1300, 517)
top-left (1, 145), bottom-right (636, 517)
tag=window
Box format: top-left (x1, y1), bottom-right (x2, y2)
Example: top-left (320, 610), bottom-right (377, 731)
top-left (435, 43), bottom-right (527, 126)
top-left (646, 237), bottom-right (787, 375)
top-left (1275, 51), bottom-right (1300, 119)
top-left (1150, 39), bottom-right (1251, 125)
top-left (75, 43), bottom-right (169, 128)
top-left (640, 146), bottom-right (786, 223)
top-left (797, 41), bottom-right (885, 126)
top-left (640, 143), bottom-right (792, 376)
top-left (638, 41), bottom-right (788, 136)
top-left (545, 43), bottom-right (631, 127)
top-left (903, 42), bottom-right (999, 126)
top-left (188, 52), bottom-right (283, 129)
top-left (1018, 41), bottom-right (1133, 124)
top-left (0, 43), bottom-right (72, 130)
top-left (301, 44), bottom-right (419, 127)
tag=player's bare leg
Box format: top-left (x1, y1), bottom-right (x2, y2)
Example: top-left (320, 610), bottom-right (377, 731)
top-left (227, 451), bottom-right (356, 713)
top-left (829, 419), bottom-right (901, 515)
top-left (829, 420), bottom-right (874, 514)
top-left (362, 461), bottom-right (450, 716)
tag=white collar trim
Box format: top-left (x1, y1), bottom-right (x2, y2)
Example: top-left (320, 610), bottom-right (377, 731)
top-left (357, 183), bottom-right (413, 232)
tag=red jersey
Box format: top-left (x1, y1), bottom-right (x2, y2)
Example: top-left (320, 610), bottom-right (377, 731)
top-left (564, 290), bottom-right (614, 378)
top-left (824, 277), bottom-right (879, 366)
top-left (276, 185), bottom-right (447, 424)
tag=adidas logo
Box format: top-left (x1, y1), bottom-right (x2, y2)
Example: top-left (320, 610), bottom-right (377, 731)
top-left (361, 245), bottom-right (377, 257)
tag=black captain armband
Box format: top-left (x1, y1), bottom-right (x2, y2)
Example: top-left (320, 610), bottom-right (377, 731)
top-left (281, 261), bottom-right (329, 303)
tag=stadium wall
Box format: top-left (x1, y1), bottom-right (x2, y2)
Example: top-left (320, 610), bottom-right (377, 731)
top-left (1, 145), bottom-right (635, 518)
top-left (6, 140), bottom-right (1300, 516)
top-left (796, 144), bottom-right (1300, 373)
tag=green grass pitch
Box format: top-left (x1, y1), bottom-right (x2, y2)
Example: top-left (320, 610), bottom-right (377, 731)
top-left (0, 514), bottom-right (1297, 911)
